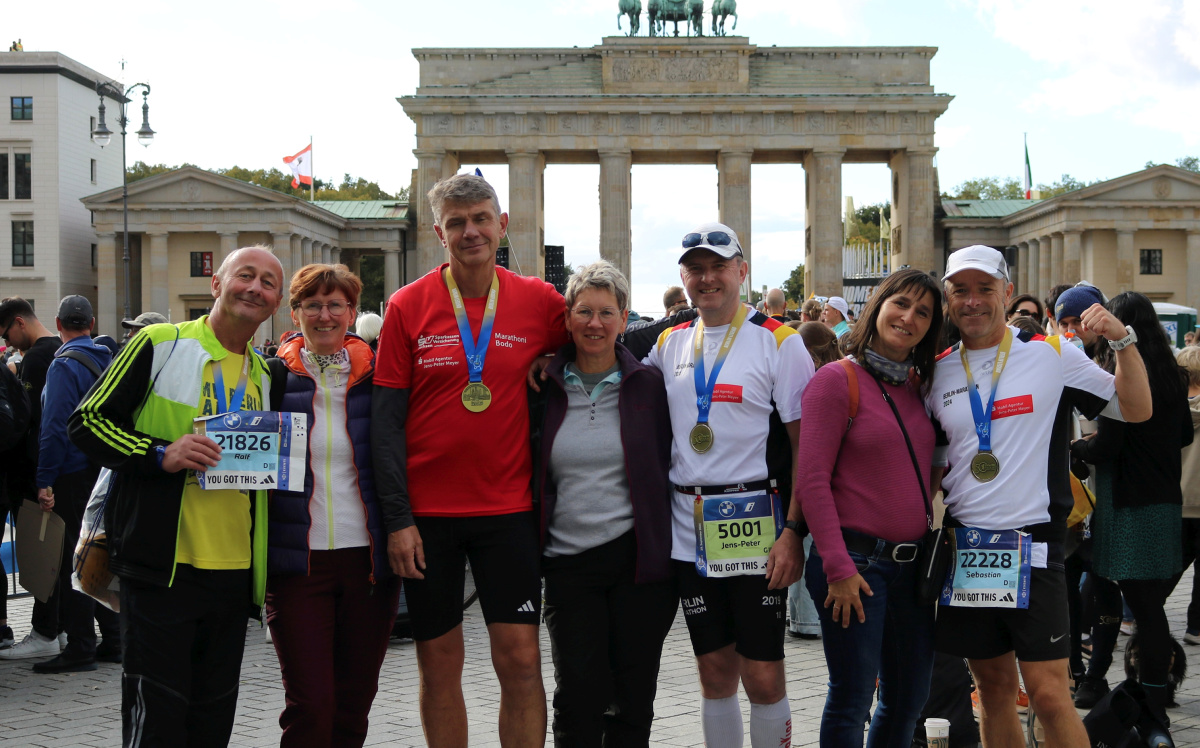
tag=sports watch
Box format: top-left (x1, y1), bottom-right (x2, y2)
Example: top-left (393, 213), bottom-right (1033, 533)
top-left (1107, 325), bottom-right (1138, 351)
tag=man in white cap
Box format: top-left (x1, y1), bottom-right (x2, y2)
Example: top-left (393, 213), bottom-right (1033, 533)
top-left (926, 244), bottom-right (1151, 747)
top-left (644, 221), bottom-right (814, 747)
top-left (820, 296), bottom-right (851, 339)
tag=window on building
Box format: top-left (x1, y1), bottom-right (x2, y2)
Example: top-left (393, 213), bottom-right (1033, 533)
top-left (12, 221), bottom-right (34, 266)
top-left (90, 158), bottom-right (97, 183)
top-left (91, 243), bottom-right (97, 268)
top-left (10, 97), bottom-right (32, 120)
top-left (1140, 249), bottom-right (1163, 275)
top-left (188, 307), bottom-right (210, 321)
top-left (14, 153), bottom-right (30, 199)
top-left (0, 153), bottom-right (6, 200)
top-left (191, 251), bottom-right (214, 277)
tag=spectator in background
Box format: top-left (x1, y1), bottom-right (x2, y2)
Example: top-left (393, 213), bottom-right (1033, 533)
top-left (1185, 331), bottom-right (1196, 348)
top-left (1043, 284), bottom-right (1073, 335)
top-left (1006, 294), bottom-right (1044, 324)
top-left (800, 299), bottom-right (823, 324)
top-left (1055, 284), bottom-right (1108, 357)
top-left (821, 297), bottom-right (852, 339)
top-left (355, 312), bottom-right (383, 352)
top-left (663, 286), bottom-right (690, 317)
top-left (1173, 345), bottom-right (1200, 647)
top-left (120, 311), bottom-right (168, 345)
top-left (765, 289), bottom-right (788, 323)
top-left (1009, 315), bottom-right (1045, 338)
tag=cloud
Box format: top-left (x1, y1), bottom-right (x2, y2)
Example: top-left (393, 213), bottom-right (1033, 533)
top-left (970, 0), bottom-right (1200, 143)
top-left (745, 0), bottom-right (869, 38)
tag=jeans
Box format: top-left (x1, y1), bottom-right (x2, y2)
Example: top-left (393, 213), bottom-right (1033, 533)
top-left (788, 535), bottom-right (820, 635)
top-left (805, 538), bottom-right (935, 748)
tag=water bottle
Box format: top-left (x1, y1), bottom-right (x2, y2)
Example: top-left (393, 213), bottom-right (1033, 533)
top-left (1064, 331), bottom-right (1084, 350)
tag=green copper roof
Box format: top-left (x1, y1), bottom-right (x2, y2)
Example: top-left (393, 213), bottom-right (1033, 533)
top-left (941, 199), bottom-right (1042, 219)
top-left (311, 200), bottom-right (408, 220)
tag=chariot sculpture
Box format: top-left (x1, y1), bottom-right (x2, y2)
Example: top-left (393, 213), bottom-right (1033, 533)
top-left (617, 0), bottom-right (737, 37)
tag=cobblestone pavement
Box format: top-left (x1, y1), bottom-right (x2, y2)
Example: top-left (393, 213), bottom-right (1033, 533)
top-left (2, 569), bottom-right (1197, 747)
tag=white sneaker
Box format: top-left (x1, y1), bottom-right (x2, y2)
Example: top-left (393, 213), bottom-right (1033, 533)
top-left (0, 631), bottom-right (60, 660)
top-left (1184, 631), bottom-right (1200, 646)
top-left (58, 632), bottom-right (67, 651)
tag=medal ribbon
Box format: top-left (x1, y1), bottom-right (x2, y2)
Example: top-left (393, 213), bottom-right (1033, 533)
top-left (444, 267), bottom-right (499, 384)
top-left (212, 353), bottom-right (250, 414)
top-left (959, 328), bottom-right (1013, 454)
top-left (692, 304), bottom-right (749, 426)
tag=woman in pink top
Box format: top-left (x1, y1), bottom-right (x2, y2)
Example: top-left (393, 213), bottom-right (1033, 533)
top-left (797, 268), bottom-right (944, 748)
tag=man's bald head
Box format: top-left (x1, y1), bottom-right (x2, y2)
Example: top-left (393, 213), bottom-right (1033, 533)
top-left (765, 288), bottom-right (786, 315)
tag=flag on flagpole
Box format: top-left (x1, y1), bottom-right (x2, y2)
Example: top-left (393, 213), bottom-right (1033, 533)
top-left (1023, 135), bottom-right (1032, 200)
top-left (283, 144), bottom-right (313, 189)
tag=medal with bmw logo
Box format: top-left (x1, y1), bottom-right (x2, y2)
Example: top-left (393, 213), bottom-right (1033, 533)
top-left (939, 527), bottom-right (1032, 609)
top-left (959, 328), bottom-right (1012, 482)
top-left (193, 355), bottom-right (308, 491)
top-left (689, 303), bottom-right (748, 453)
top-left (444, 267), bottom-right (499, 413)
top-left (689, 480), bottom-right (784, 578)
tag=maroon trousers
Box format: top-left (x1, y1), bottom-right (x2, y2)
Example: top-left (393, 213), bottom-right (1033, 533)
top-left (265, 547), bottom-right (400, 748)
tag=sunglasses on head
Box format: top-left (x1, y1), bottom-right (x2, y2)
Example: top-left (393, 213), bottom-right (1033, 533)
top-left (682, 231), bottom-right (737, 250)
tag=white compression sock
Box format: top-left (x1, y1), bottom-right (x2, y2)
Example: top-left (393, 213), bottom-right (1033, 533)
top-left (702, 695), bottom-right (744, 748)
top-left (749, 697), bottom-right (792, 748)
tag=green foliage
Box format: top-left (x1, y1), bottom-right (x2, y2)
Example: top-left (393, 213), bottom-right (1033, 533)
top-left (1146, 156), bottom-right (1199, 172)
top-left (749, 288), bottom-right (763, 306)
top-left (357, 255), bottom-right (386, 316)
top-left (782, 263), bottom-right (805, 304)
top-left (1035, 174), bottom-right (1095, 198)
top-left (847, 202), bottom-right (891, 245)
top-left (942, 176), bottom-right (1024, 200)
top-left (127, 161), bottom-right (408, 201)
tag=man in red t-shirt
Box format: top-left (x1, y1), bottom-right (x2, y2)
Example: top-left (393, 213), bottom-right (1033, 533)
top-left (372, 173), bottom-right (567, 745)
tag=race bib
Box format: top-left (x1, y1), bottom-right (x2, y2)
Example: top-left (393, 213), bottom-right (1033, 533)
top-left (193, 411), bottom-right (308, 491)
top-left (693, 489), bottom-right (783, 578)
top-left (940, 528), bottom-right (1031, 609)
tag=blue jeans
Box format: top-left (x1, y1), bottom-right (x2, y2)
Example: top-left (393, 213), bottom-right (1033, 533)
top-left (789, 535), bottom-right (820, 635)
top-left (805, 537), bottom-right (935, 748)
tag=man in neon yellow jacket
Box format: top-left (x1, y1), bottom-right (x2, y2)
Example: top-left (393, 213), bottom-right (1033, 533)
top-left (70, 245), bottom-right (282, 748)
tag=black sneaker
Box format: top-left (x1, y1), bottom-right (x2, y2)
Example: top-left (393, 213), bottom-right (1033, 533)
top-left (1074, 675), bottom-right (1110, 710)
top-left (95, 640), bottom-right (122, 663)
top-left (0, 625), bottom-right (13, 649)
top-left (32, 653), bottom-right (98, 674)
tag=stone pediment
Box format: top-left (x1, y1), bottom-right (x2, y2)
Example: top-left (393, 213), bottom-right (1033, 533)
top-left (1067, 165), bottom-right (1200, 203)
top-left (83, 166), bottom-right (295, 208)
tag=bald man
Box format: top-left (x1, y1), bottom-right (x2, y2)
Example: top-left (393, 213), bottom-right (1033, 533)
top-left (765, 288), bottom-right (788, 322)
top-left (70, 245), bottom-right (283, 747)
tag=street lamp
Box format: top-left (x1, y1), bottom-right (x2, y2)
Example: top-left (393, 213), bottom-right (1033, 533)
top-left (92, 81), bottom-right (155, 325)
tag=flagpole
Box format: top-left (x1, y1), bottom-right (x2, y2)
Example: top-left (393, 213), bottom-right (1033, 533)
top-left (309, 135), bottom-right (314, 202)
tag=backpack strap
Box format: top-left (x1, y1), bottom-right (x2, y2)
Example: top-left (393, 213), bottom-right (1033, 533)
top-left (56, 348), bottom-right (103, 379)
top-left (836, 358), bottom-right (859, 431)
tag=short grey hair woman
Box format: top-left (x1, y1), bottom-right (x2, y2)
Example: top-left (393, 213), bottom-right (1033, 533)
top-left (533, 260), bottom-right (678, 745)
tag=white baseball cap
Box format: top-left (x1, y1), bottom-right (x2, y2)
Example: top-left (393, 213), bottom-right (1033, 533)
top-left (826, 296), bottom-right (850, 318)
top-left (678, 222), bottom-right (743, 263)
top-left (943, 245), bottom-right (1009, 282)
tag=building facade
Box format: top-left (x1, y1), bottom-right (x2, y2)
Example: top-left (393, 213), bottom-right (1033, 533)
top-left (0, 51), bottom-right (123, 317)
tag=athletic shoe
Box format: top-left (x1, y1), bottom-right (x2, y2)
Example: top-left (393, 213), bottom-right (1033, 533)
top-left (0, 631), bottom-right (60, 660)
top-left (95, 640), bottom-right (122, 664)
top-left (1016, 686), bottom-right (1030, 714)
top-left (32, 653), bottom-right (98, 674)
top-left (1120, 620), bottom-right (1137, 636)
top-left (1074, 676), bottom-right (1110, 710)
top-left (0, 625), bottom-right (13, 649)
top-left (787, 629), bottom-right (819, 640)
top-left (1184, 630), bottom-right (1200, 646)
top-left (58, 632), bottom-right (67, 651)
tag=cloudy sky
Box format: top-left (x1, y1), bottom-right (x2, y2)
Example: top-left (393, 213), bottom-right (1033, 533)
top-left (11, 0), bottom-right (1198, 315)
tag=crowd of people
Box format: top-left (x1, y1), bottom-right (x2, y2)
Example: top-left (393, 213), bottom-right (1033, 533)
top-left (0, 171), bottom-right (1194, 748)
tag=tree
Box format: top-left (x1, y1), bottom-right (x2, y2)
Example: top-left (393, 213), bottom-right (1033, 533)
top-left (847, 202), bottom-right (891, 244)
top-left (782, 263), bottom-right (805, 304)
top-left (1146, 156), bottom-right (1199, 173)
top-left (126, 161), bottom-right (407, 201)
top-left (942, 176), bottom-right (1025, 200)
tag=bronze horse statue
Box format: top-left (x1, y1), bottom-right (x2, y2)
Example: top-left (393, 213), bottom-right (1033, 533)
top-left (648, 0), bottom-right (704, 37)
top-left (711, 0), bottom-right (737, 35)
top-left (618, 0), bottom-right (642, 36)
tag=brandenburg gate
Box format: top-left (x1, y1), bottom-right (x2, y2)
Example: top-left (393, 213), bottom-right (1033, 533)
top-left (400, 36), bottom-right (952, 294)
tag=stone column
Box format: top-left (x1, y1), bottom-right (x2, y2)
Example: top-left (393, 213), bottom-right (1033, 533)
top-left (290, 235), bottom-right (303, 274)
top-left (302, 238), bottom-right (314, 266)
top-left (146, 232), bottom-right (170, 317)
top-left (1116, 229), bottom-right (1136, 293)
top-left (218, 231), bottom-right (239, 269)
top-left (718, 149), bottom-right (753, 282)
top-left (1027, 239), bottom-right (1041, 300)
top-left (905, 149), bottom-right (937, 273)
top-left (506, 149), bottom-right (546, 278)
top-left (1062, 230), bottom-right (1082, 286)
top-left (804, 149), bottom-right (844, 297)
top-left (1036, 238), bottom-right (1051, 300)
top-left (272, 232), bottom-right (294, 336)
top-left (320, 243), bottom-right (332, 265)
top-left (383, 249), bottom-right (402, 300)
top-left (330, 246), bottom-right (341, 265)
top-left (1187, 231), bottom-right (1200, 312)
top-left (598, 149), bottom-right (633, 282)
top-left (414, 149), bottom-right (450, 276)
top-left (1017, 242), bottom-right (1030, 296)
top-left (96, 232), bottom-right (119, 335)
top-left (1050, 234), bottom-right (1064, 288)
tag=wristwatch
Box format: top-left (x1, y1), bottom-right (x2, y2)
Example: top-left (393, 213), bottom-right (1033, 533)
top-left (154, 444), bottom-right (167, 470)
top-left (783, 519), bottom-right (806, 537)
top-left (1108, 325), bottom-right (1138, 351)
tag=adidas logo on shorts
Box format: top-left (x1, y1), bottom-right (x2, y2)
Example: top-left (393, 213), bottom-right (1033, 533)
top-left (517, 600), bottom-right (536, 613)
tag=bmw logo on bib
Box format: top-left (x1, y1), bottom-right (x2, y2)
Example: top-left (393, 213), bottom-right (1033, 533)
top-left (222, 412), bottom-right (242, 430)
top-left (965, 529), bottom-right (982, 547)
top-left (719, 500), bottom-right (737, 518)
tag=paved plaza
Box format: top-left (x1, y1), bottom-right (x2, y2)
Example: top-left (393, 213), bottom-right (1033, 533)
top-left (1, 570), bottom-right (1198, 747)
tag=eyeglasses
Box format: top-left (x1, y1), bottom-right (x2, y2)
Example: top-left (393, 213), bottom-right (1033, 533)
top-left (297, 300), bottom-right (350, 318)
top-left (571, 306), bottom-right (620, 324)
top-left (1012, 309), bottom-right (1037, 317)
top-left (682, 231), bottom-right (739, 251)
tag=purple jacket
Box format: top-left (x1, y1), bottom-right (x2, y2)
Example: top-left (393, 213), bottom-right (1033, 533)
top-left (535, 341), bottom-right (674, 583)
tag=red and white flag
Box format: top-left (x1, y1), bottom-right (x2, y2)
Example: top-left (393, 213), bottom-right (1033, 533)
top-left (283, 144), bottom-right (313, 189)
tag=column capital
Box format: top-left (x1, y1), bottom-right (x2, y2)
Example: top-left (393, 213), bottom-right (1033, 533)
top-left (506, 148), bottom-right (541, 158)
top-left (811, 147), bottom-right (847, 157)
top-left (718, 148), bottom-right (754, 158)
top-left (1062, 228), bottom-right (1082, 236)
top-left (145, 229), bottom-right (170, 237)
top-left (1116, 228), bottom-right (1135, 236)
top-left (598, 148), bottom-right (632, 159)
top-left (413, 148), bottom-right (448, 159)
top-left (905, 147), bottom-right (938, 157)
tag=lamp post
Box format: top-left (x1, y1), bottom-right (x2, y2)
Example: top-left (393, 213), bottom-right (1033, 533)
top-left (91, 81), bottom-right (155, 325)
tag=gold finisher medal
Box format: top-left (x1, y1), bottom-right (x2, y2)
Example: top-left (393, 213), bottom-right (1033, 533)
top-left (689, 423), bottom-right (714, 454)
top-left (461, 382), bottom-right (492, 413)
top-left (970, 451), bottom-right (1000, 482)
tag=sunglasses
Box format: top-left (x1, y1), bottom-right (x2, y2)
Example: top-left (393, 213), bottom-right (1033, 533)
top-left (682, 231), bottom-right (738, 251)
top-left (1012, 309), bottom-right (1037, 317)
